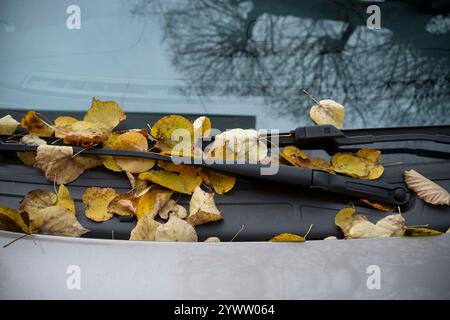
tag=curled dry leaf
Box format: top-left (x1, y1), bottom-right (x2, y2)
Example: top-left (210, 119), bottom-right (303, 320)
top-left (82, 187), bottom-right (118, 222)
top-left (159, 199), bottom-right (187, 220)
top-left (0, 114), bottom-right (20, 134)
top-left (281, 146), bottom-right (333, 173)
top-left (17, 134), bottom-right (48, 166)
top-left (19, 189), bottom-right (57, 225)
top-left (334, 207), bottom-right (367, 238)
top-left (56, 184), bottom-right (75, 215)
top-left (0, 206), bottom-right (29, 233)
top-left (20, 111), bottom-right (54, 136)
top-left (270, 233), bottom-right (305, 242)
top-left (30, 205), bottom-right (89, 237)
top-left (129, 215), bottom-right (160, 241)
top-left (108, 194), bottom-right (140, 216)
top-left (375, 214), bottom-right (405, 236)
top-left (139, 169), bottom-right (201, 195)
top-left (135, 188), bottom-right (173, 219)
top-left (35, 145), bottom-right (84, 184)
top-left (404, 227), bottom-right (442, 237)
top-left (404, 169), bottom-right (450, 205)
top-left (309, 99), bottom-right (345, 129)
top-left (150, 115), bottom-right (194, 152)
top-left (199, 168), bottom-right (236, 195)
top-left (126, 172), bottom-right (148, 195)
top-left (155, 215), bottom-right (198, 242)
top-left (55, 98), bottom-right (125, 147)
top-left (187, 186), bottom-right (223, 226)
top-left (204, 236), bottom-right (221, 242)
top-left (207, 129), bottom-right (267, 162)
top-left (324, 236), bottom-right (338, 240)
top-left (348, 220), bottom-right (393, 239)
top-left (111, 131), bottom-right (155, 173)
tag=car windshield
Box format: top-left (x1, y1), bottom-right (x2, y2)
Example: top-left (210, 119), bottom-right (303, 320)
top-left (1, 0), bottom-right (449, 130)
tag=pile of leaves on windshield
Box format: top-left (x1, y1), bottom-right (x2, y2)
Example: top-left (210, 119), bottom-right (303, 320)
top-left (0, 98), bottom-right (448, 242)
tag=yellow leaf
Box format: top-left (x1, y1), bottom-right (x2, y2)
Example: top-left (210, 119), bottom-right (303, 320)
top-left (139, 169), bottom-right (201, 195)
top-left (187, 186), bottom-right (223, 226)
top-left (309, 99), bottom-right (345, 129)
top-left (155, 215), bottom-right (198, 242)
top-left (334, 207), bottom-right (367, 238)
top-left (35, 145), bottom-right (84, 184)
top-left (270, 233), bottom-right (305, 242)
top-left (200, 168), bottom-right (236, 195)
top-left (129, 215), bottom-right (160, 241)
top-left (73, 154), bottom-right (102, 170)
top-left (108, 194), bottom-right (140, 216)
top-left (404, 169), bottom-right (450, 205)
top-left (404, 227), bottom-right (442, 237)
top-left (331, 153), bottom-right (369, 178)
top-left (54, 116), bottom-right (78, 138)
top-left (135, 188), bottom-right (173, 220)
top-left (100, 155), bottom-right (123, 172)
top-left (111, 131), bottom-right (155, 173)
top-left (30, 205), bottom-right (89, 237)
top-left (0, 206), bottom-right (29, 233)
top-left (19, 189), bottom-right (57, 224)
top-left (56, 185), bottom-right (76, 215)
top-left (126, 172), bottom-right (148, 195)
top-left (17, 151), bottom-right (37, 166)
top-left (0, 115), bottom-right (20, 134)
top-left (151, 115), bottom-right (194, 152)
top-left (57, 120), bottom-right (108, 148)
top-left (281, 146), bottom-right (333, 173)
top-left (83, 98), bottom-right (126, 132)
top-left (82, 187), bottom-right (118, 222)
top-left (356, 148), bottom-right (381, 164)
top-left (20, 111), bottom-right (54, 136)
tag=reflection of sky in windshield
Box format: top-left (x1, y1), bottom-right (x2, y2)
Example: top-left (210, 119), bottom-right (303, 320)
top-left (0, 0), bottom-right (449, 130)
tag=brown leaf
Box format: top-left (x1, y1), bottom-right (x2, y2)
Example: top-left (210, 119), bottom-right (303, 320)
top-left (0, 206), bottom-right (29, 233)
top-left (159, 199), bottom-right (187, 220)
top-left (404, 169), bottom-right (450, 205)
top-left (108, 194), bottom-right (140, 216)
top-left (34, 145), bottom-right (84, 184)
top-left (31, 205), bottom-right (89, 237)
top-left (20, 111), bottom-right (54, 136)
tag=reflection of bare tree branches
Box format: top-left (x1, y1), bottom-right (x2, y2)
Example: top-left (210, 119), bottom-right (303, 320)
top-left (132, 0), bottom-right (450, 127)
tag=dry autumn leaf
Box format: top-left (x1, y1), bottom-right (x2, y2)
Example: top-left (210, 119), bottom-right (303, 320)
top-left (348, 220), bottom-right (393, 239)
top-left (309, 99), bottom-right (345, 129)
top-left (17, 134), bottom-right (47, 166)
top-left (151, 115), bottom-right (194, 152)
top-left (139, 169), bottom-right (201, 195)
top-left (30, 205), bottom-right (89, 237)
top-left (270, 233), bottom-right (305, 242)
top-left (126, 172), bottom-right (148, 195)
top-left (56, 184), bottom-right (76, 215)
top-left (19, 189), bottom-right (57, 224)
top-left (0, 206), bottom-right (29, 233)
top-left (111, 131), bottom-right (155, 173)
top-left (280, 146), bottom-right (333, 173)
top-left (204, 236), bottom-right (221, 242)
top-left (334, 207), bottom-right (367, 238)
top-left (35, 145), bottom-right (84, 184)
top-left (135, 188), bottom-right (173, 219)
top-left (155, 215), bottom-right (198, 242)
top-left (0, 115), bottom-right (20, 134)
top-left (73, 154), bottom-right (103, 170)
top-left (159, 199), bottom-right (187, 219)
top-left (404, 227), bottom-right (442, 237)
top-left (404, 169), bottom-right (450, 205)
top-left (129, 215), bottom-right (160, 241)
top-left (375, 214), bottom-right (405, 236)
top-left (82, 187), bottom-right (118, 222)
top-left (199, 168), bottom-right (236, 195)
top-left (331, 150), bottom-right (384, 180)
top-left (187, 186), bottom-right (223, 226)
top-left (108, 194), bottom-right (140, 216)
top-left (54, 98), bottom-right (125, 147)
top-left (20, 111), bottom-right (54, 136)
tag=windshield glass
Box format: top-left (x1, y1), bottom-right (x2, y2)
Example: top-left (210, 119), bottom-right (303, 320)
top-left (1, 0), bottom-right (449, 130)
